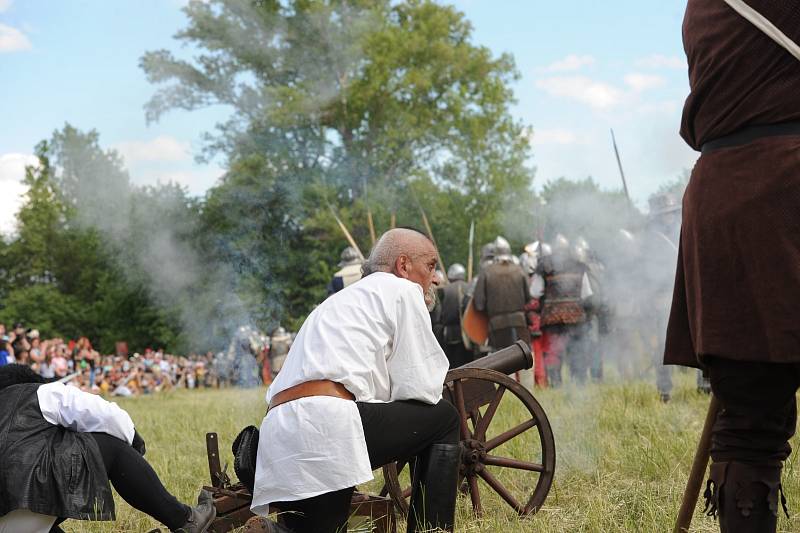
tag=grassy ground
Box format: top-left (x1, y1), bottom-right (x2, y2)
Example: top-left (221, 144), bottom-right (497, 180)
top-left (62, 371), bottom-right (800, 532)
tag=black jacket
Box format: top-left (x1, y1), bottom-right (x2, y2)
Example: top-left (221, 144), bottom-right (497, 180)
top-left (0, 383), bottom-right (115, 520)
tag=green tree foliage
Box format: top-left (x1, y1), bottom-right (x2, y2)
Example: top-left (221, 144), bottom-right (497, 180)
top-left (141, 0), bottom-right (534, 324)
top-left (0, 126), bottom-right (185, 352)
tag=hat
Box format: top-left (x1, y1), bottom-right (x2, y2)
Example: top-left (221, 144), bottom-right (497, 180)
top-left (28, 329), bottom-right (39, 339)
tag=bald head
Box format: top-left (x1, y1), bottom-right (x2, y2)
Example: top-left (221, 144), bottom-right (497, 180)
top-left (362, 228), bottom-right (434, 276)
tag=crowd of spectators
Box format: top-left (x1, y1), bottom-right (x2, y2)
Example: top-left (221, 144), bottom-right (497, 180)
top-left (0, 322), bottom-right (219, 396)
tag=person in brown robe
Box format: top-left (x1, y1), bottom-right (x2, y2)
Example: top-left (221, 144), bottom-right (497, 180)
top-left (665, 2), bottom-right (800, 531)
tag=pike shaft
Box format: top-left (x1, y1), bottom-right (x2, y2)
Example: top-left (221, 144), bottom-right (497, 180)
top-left (674, 394), bottom-right (721, 533)
top-left (611, 129), bottom-right (632, 203)
top-left (329, 205), bottom-right (365, 261)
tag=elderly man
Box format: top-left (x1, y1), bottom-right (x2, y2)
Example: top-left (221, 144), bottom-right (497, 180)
top-left (251, 228), bottom-right (461, 533)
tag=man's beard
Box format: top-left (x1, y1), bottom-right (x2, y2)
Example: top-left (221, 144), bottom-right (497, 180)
top-left (425, 285), bottom-right (438, 312)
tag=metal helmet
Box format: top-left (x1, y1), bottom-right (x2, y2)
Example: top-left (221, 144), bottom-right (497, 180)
top-left (553, 234), bottom-right (570, 252)
top-left (520, 241), bottom-right (540, 274)
top-left (573, 236), bottom-right (590, 263)
top-left (273, 326), bottom-right (286, 337)
top-left (481, 242), bottom-right (496, 261)
top-left (479, 242), bottom-right (496, 270)
top-left (447, 263), bottom-right (466, 281)
top-left (494, 236), bottom-right (512, 259)
top-left (338, 246), bottom-right (362, 267)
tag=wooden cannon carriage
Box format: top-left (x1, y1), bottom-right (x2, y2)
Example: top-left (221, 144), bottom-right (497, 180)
top-left (203, 340), bottom-right (555, 531)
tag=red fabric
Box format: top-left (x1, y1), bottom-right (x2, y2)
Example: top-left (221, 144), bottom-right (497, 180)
top-left (531, 338), bottom-right (547, 387)
top-left (540, 331), bottom-right (567, 367)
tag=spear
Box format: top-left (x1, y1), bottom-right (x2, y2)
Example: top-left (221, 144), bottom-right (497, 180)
top-left (467, 219), bottom-right (475, 281)
top-left (610, 128), bottom-right (633, 205)
top-left (363, 176), bottom-right (376, 247)
top-left (328, 204), bottom-right (365, 261)
top-left (390, 211), bottom-right (396, 229)
top-left (409, 185), bottom-right (448, 283)
top-left (367, 209), bottom-right (377, 247)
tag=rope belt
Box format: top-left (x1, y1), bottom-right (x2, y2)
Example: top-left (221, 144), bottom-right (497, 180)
top-left (701, 121), bottom-right (800, 154)
top-left (267, 379), bottom-right (355, 413)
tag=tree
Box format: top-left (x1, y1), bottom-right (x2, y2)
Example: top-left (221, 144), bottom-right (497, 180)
top-left (141, 0), bottom-right (534, 323)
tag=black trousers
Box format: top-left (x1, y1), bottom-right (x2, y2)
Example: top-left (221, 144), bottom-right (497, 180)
top-left (706, 358), bottom-right (799, 465)
top-left (275, 399), bottom-right (461, 533)
top-left (90, 433), bottom-right (189, 530)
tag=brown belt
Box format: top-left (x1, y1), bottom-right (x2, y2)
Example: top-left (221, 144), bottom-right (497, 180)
top-left (268, 379), bottom-right (355, 413)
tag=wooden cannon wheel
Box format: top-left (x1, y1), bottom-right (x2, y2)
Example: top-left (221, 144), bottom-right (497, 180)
top-left (382, 367), bottom-right (555, 518)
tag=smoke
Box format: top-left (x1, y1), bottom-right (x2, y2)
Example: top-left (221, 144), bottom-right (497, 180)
top-left (499, 177), bottom-right (687, 386)
top-left (48, 127), bottom-right (263, 360)
top-left (44, 2), bottom-right (383, 358)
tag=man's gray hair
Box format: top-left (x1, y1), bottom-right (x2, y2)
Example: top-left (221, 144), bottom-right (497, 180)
top-left (362, 228), bottom-right (432, 276)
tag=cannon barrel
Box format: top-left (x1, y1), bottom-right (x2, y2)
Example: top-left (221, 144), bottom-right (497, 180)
top-left (459, 339), bottom-right (532, 375)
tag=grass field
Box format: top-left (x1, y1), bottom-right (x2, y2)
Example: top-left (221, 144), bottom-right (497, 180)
top-left (62, 370), bottom-right (800, 532)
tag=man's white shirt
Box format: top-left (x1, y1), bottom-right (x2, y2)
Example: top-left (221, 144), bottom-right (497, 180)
top-left (251, 272), bottom-right (449, 513)
top-left (36, 381), bottom-right (135, 444)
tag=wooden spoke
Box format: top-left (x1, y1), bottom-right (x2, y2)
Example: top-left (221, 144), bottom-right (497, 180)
top-left (452, 379), bottom-right (473, 441)
top-left (483, 455), bottom-right (545, 472)
top-left (478, 468), bottom-right (523, 514)
top-left (484, 418), bottom-right (537, 452)
top-left (468, 474), bottom-right (483, 517)
top-left (473, 385), bottom-right (505, 442)
top-left (469, 408), bottom-right (482, 434)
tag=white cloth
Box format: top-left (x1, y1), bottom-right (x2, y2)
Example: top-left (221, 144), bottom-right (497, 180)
top-left (251, 272), bottom-right (449, 514)
top-left (36, 382), bottom-right (135, 444)
top-left (0, 509), bottom-right (56, 533)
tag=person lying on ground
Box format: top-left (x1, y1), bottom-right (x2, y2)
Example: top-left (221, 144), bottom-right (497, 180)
top-left (0, 364), bottom-right (216, 533)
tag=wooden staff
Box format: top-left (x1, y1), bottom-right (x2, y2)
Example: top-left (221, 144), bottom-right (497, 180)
top-left (418, 206), bottom-right (448, 284)
top-left (367, 209), bottom-right (377, 247)
top-left (467, 219), bottom-right (475, 281)
top-left (328, 205), bottom-right (365, 261)
top-left (674, 394), bottom-right (721, 533)
top-left (390, 211), bottom-right (396, 229)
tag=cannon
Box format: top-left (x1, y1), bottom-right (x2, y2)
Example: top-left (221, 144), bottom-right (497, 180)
top-left (381, 340), bottom-right (555, 518)
top-left (202, 340), bottom-right (554, 531)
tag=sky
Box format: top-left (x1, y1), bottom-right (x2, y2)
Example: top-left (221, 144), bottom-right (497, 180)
top-left (0, 0), bottom-right (697, 235)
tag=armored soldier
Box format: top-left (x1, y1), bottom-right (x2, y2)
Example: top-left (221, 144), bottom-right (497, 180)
top-left (436, 263), bottom-right (472, 368)
top-left (520, 242), bottom-right (547, 387)
top-left (604, 229), bottom-right (645, 380)
top-left (537, 235), bottom-right (592, 387)
top-left (268, 327), bottom-right (292, 379)
top-left (473, 237), bottom-right (531, 352)
top-left (573, 237), bottom-right (609, 382)
top-left (642, 193), bottom-right (681, 401)
top-left (327, 246), bottom-right (363, 295)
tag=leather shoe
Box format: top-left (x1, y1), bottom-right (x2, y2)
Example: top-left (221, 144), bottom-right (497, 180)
top-left (172, 489), bottom-right (217, 533)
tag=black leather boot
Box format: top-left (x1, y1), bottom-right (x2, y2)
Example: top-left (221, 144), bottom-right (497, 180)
top-left (704, 461), bottom-right (788, 533)
top-left (406, 443), bottom-right (461, 533)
